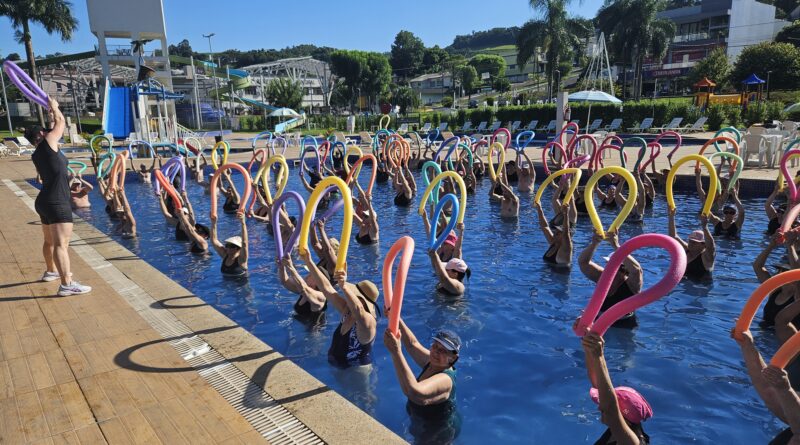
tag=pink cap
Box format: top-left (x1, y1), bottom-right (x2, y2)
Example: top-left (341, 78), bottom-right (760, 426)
top-left (590, 386), bottom-right (653, 424)
top-left (688, 230), bottom-right (705, 243)
top-left (444, 232), bottom-right (458, 247)
top-left (445, 258), bottom-right (468, 273)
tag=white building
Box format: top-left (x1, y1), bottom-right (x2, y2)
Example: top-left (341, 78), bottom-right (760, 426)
top-left (409, 72), bottom-right (453, 105)
top-left (240, 57), bottom-right (334, 110)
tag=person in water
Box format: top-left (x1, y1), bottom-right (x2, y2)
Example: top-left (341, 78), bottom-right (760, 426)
top-left (536, 202), bottom-right (573, 267)
top-left (176, 207), bottom-right (209, 254)
top-left (579, 231), bottom-right (643, 328)
top-left (426, 249), bottom-right (470, 296)
top-left (383, 322), bottom-right (461, 442)
top-left (281, 254), bottom-right (327, 323)
top-left (580, 329), bottom-right (653, 445)
top-left (393, 163), bottom-right (416, 207)
top-left (595, 184), bottom-right (623, 209)
top-left (29, 98), bottom-right (92, 296)
top-left (219, 170), bottom-right (241, 214)
top-left (69, 174), bottom-right (93, 209)
top-left (109, 188), bottom-right (136, 239)
top-left (209, 212), bottom-right (249, 276)
top-left (668, 208), bottom-right (715, 279)
top-left (708, 188), bottom-right (745, 239)
top-left (517, 151), bottom-right (535, 193)
top-left (353, 182), bottom-right (379, 245)
top-left (765, 183), bottom-right (788, 236)
top-left (136, 153), bottom-right (158, 185)
top-left (732, 327), bottom-right (800, 445)
top-left (754, 232), bottom-right (800, 340)
top-left (490, 179), bottom-right (519, 218)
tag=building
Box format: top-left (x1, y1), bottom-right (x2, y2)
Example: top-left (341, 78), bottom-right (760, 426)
top-left (240, 57), bottom-right (334, 111)
top-left (643, 0), bottom-right (790, 92)
top-left (409, 72), bottom-right (453, 105)
top-left (479, 45), bottom-right (544, 83)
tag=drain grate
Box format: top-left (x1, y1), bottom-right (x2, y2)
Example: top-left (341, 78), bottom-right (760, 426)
top-left (5, 179), bottom-right (324, 445)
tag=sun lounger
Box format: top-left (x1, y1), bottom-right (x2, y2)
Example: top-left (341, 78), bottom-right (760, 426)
top-left (603, 118), bottom-right (622, 132)
top-left (628, 117), bottom-right (654, 133)
top-left (651, 117), bottom-right (683, 133)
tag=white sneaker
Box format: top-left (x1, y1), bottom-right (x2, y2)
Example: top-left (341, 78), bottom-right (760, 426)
top-left (41, 271), bottom-right (60, 282)
top-left (57, 281), bottom-right (92, 297)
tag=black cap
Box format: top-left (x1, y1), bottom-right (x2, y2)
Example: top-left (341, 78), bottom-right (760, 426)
top-left (24, 125), bottom-right (45, 143)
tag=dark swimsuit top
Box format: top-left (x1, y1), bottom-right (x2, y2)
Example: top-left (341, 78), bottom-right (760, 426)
top-left (376, 170), bottom-right (390, 183)
top-left (407, 364), bottom-right (457, 419)
top-left (594, 427), bottom-right (650, 445)
top-left (223, 196), bottom-right (237, 213)
top-left (762, 290), bottom-right (800, 328)
top-left (768, 217), bottom-right (781, 236)
top-left (575, 199), bottom-right (588, 214)
top-left (506, 170), bottom-right (518, 183)
top-left (394, 192), bottom-right (412, 207)
top-left (356, 232), bottom-right (376, 245)
top-left (190, 242), bottom-right (205, 254)
top-left (543, 243), bottom-right (559, 264)
top-left (601, 281), bottom-right (638, 327)
top-left (685, 254), bottom-right (710, 278)
top-left (328, 314), bottom-right (376, 368)
top-left (714, 221), bottom-right (739, 239)
top-left (175, 223), bottom-right (189, 241)
top-left (220, 255), bottom-right (246, 276)
top-left (600, 198), bottom-right (617, 209)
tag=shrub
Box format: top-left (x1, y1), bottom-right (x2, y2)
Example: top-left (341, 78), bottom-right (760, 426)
top-left (706, 104), bottom-right (727, 130)
top-left (486, 97), bottom-right (495, 106)
top-left (441, 96), bottom-right (454, 108)
top-left (725, 106), bottom-right (742, 129)
top-left (744, 105), bottom-right (767, 126)
top-left (765, 101), bottom-right (787, 122)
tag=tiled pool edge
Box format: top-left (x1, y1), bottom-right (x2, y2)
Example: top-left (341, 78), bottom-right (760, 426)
top-left (6, 178), bottom-right (407, 445)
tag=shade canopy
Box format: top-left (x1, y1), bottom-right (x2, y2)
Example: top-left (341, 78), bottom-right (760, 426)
top-left (269, 107), bottom-right (301, 117)
top-left (568, 90), bottom-right (622, 104)
top-left (742, 73), bottom-right (765, 85)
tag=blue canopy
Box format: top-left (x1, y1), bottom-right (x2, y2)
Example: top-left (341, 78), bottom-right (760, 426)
top-left (742, 73), bottom-right (765, 85)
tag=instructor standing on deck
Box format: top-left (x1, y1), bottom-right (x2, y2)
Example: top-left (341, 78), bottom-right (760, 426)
top-left (30, 98), bottom-right (91, 296)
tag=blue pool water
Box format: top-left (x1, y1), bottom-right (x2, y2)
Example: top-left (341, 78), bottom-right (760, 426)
top-left (68, 166), bottom-right (790, 444)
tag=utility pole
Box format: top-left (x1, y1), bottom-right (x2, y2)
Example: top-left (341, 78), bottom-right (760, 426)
top-left (190, 55), bottom-right (203, 129)
top-left (203, 33), bottom-right (224, 137)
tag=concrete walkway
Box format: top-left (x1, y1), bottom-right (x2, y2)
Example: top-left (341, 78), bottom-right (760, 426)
top-left (0, 156), bottom-right (405, 444)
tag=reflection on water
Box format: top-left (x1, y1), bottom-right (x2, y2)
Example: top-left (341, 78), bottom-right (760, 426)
top-left (70, 167), bottom-right (784, 444)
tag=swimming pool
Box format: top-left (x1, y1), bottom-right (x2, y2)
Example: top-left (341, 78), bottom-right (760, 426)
top-left (68, 166), bottom-right (790, 444)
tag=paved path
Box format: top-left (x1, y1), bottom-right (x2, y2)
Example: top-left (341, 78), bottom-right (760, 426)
top-left (0, 156), bottom-right (406, 444)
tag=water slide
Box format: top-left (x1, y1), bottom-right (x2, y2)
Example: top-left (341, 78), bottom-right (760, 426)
top-left (103, 86), bottom-right (134, 138)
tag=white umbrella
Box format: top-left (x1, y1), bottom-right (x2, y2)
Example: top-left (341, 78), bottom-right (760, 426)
top-left (568, 90), bottom-right (622, 133)
top-left (269, 107), bottom-right (301, 117)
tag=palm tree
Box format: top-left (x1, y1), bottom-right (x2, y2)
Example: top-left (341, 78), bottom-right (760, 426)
top-left (0, 0), bottom-right (78, 126)
top-left (516, 0), bottom-right (591, 99)
top-left (597, 0), bottom-right (675, 100)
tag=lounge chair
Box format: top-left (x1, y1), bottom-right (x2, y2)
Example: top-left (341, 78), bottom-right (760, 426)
top-left (510, 121), bottom-right (521, 132)
top-left (651, 117), bottom-right (683, 133)
top-left (408, 132), bottom-right (426, 150)
top-left (460, 121), bottom-right (473, 132)
top-left (628, 117), bottom-right (654, 133)
top-left (438, 123), bottom-right (448, 132)
top-left (523, 120), bottom-right (538, 131)
top-left (397, 123), bottom-right (409, 133)
top-left (475, 121), bottom-right (488, 132)
top-left (420, 123), bottom-right (432, 133)
top-left (603, 118), bottom-right (622, 132)
top-left (537, 120), bottom-right (556, 133)
top-left (587, 119), bottom-right (603, 132)
top-left (677, 116), bottom-right (707, 133)
top-left (488, 121), bottom-right (501, 132)
top-left (358, 131), bottom-right (375, 149)
top-left (334, 131), bottom-right (356, 144)
top-left (3, 140), bottom-right (23, 156)
top-left (570, 120), bottom-right (580, 129)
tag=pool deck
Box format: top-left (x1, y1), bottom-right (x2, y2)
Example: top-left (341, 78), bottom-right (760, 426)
top-left (0, 156), bottom-right (406, 444)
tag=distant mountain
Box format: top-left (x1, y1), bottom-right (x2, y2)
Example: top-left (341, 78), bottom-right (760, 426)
top-left (446, 27), bottom-right (520, 54)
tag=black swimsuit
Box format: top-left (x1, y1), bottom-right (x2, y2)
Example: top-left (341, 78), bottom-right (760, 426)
top-left (220, 255), bottom-right (246, 276)
top-left (594, 427), bottom-right (650, 445)
top-left (376, 170), bottom-right (390, 183)
top-left (600, 281), bottom-right (638, 328)
top-left (543, 244), bottom-right (559, 264)
top-left (356, 232), bottom-right (376, 245)
top-left (768, 217), bottom-right (781, 235)
top-left (762, 290), bottom-right (800, 328)
top-left (327, 317), bottom-right (375, 368)
top-left (32, 141), bottom-right (73, 225)
top-left (175, 223), bottom-right (189, 241)
top-left (714, 221), bottom-right (739, 239)
top-left (394, 192), bottom-right (412, 207)
top-left (685, 254), bottom-right (710, 279)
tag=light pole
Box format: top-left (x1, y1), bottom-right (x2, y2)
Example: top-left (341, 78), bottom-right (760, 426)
top-left (203, 32), bottom-right (224, 137)
top-left (766, 70), bottom-right (772, 100)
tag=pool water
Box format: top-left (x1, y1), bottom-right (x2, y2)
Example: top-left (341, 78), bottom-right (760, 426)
top-left (69, 166), bottom-right (789, 444)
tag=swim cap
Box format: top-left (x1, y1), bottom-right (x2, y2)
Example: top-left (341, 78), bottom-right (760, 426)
top-left (590, 386), bottom-right (653, 424)
top-left (445, 258), bottom-right (468, 273)
top-left (688, 230), bottom-right (705, 243)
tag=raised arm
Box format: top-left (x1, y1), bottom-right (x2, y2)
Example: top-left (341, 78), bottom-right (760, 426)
top-left (700, 214), bottom-right (715, 266)
top-left (178, 210), bottom-right (206, 250)
top-left (535, 202), bottom-right (556, 243)
top-left (44, 98), bottom-right (66, 147)
top-left (454, 222), bottom-right (464, 259)
top-left (334, 271), bottom-right (376, 344)
top-left (581, 332), bottom-right (641, 445)
top-left (397, 319), bottom-right (431, 368)
top-left (427, 249), bottom-right (463, 294)
top-left (733, 330), bottom-right (790, 423)
top-left (578, 233), bottom-right (604, 283)
top-left (238, 214), bottom-right (249, 267)
top-left (609, 231), bottom-right (643, 292)
top-left (157, 194), bottom-right (179, 225)
top-left (753, 236), bottom-right (779, 283)
top-left (731, 188), bottom-right (745, 228)
top-left (668, 207), bottom-right (688, 249)
top-left (695, 167), bottom-right (706, 202)
top-left (209, 214), bottom-right (226, 257)
top-left (765, 184), bottom-right (780, 220)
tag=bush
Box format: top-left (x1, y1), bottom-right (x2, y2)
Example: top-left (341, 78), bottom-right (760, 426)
top-left (725, 106), bottom-right (742, 129)
top-left (486, 97), bottom-right (495, 106)
top-left (744, 105), bottom-right (767, 126)
top-left (441, 96), bottom-right (454, 108)
top-left (788, 109), bottom-right (800, 122)
top-left (706, 104), bottom-right (727, 130)
top-left (765, 101), bottom-right (787, 122)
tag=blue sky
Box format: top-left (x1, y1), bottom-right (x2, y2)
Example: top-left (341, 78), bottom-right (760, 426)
top-left (1, 0), bottom-right (603, 58)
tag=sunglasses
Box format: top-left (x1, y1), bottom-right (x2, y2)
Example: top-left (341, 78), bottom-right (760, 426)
top-left (723, 210), bottom-right (736, 215)
top-left (225, 244), bottom-right (239, 249)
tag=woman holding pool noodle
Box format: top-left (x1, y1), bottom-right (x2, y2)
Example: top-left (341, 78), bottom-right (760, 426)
top-left (209, 164), bottom-right (252, 277)
top-left (753, 232), bottom-right (800, 336)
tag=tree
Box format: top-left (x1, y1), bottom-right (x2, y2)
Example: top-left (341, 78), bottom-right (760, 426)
top-left (687, 47), bottom-right (730, 90)
top-left (441, 96), bottom-right (454, 108)
top-left (393, 85), bottom-right (419, 115)
top-left (422, 45), bottom-right (449, 73)
top-left (390, 31), bottom-right (425, 80)
top-left (168, 39), bottom-right (195, 58)
top-left (1, 0), bottom-right (78, 126)
top-left (457, 65), bottom-right (479, 97)
top-left (266, 78), bottom-right (303, 110)
top-left (776, 21), bottom-right (800, 47)
top-left (516, 0), bottom-right (591, 100)
top-left (5, 52), bottom-right (20, 61)
top-left (732, 42), bottom-right (800, 90)
top-left (596, 0), bottom-right (675, 100)
top-left (469, 53), bottom-right (506, 79)
top-left (493, 76), bottom-right (511, 93)
top-left (329, 50), bottom-right (391, 111)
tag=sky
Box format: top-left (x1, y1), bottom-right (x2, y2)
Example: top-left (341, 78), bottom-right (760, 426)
top-left (1, 0), bottom-right (604, 58)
